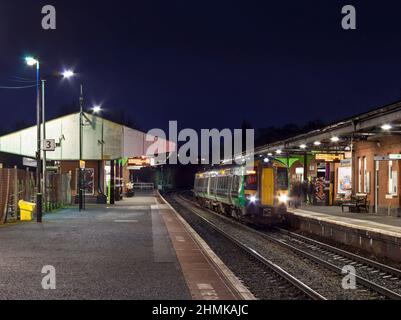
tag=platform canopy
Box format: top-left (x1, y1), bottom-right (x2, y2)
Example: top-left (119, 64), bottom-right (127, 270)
top-left (253, 100), bottom-right (401, 156)
top-left (0, 112), bottom-right (175, 161)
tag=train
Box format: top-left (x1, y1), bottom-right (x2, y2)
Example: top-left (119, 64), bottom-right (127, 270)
top-left (193, 158), bottom-right (289, 225)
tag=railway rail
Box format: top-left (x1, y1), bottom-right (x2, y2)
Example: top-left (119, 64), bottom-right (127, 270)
top-left (175, 191), bottom-right (401, 300)
top-left (165, 194), bottom-right (326, 300)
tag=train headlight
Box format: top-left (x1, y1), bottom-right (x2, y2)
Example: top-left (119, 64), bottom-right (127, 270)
top-left (278, 194), bottom-right (289, 203)
top-left (249, 196), bottom-right (257, 203)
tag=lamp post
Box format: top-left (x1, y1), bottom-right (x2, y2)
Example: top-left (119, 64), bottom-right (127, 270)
top-left (41, 70), bottom-right (75, 212)
top-left (41, 79), bottom-right (46, 211)
top-left (79, 84), bottom-right (84, 211)
top-left (61, 77), bottom-right (99, 211)
top-left (25, 57), bottom-right (42, 223)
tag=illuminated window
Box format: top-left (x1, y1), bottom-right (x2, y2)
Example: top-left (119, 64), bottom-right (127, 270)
top-left (363, 157), bottom-right (368, 193)
top-left (388, 160), bottom-right (398, 195)
top-left (358, 157), bottom-right (362, 193)
top-left (388, 161), bottom-right (393, 194)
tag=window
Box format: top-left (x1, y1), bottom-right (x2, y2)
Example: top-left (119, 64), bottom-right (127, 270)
top-left (231, 176), bottom-right (240, 194)
top-left (75, 168), bottom-right (94, 195)
top-left (363, 157), bottom-right (368, 193)
top-left (276, 168), bottom-right (289, 190)
top-left (358, 157), bottom-right (362, 193)
top-left (209, 177), bottom-right (216, 193)
top-left (388, 161), bottom-right (398, 195)
top-left (244, 174), bottom-right (257, 190)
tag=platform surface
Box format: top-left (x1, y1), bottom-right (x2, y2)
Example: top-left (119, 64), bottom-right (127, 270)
top-left (288, 205), bottom-right (401, 238)
top-left (0, 193), bottom-right (241, 300)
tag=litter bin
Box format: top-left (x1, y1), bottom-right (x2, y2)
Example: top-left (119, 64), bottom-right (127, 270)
top-left (18, 200), bottom-right (36, 221)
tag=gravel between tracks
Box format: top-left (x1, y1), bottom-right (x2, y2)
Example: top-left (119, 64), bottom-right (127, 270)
top-left (169, 194), bottom-right (384, 300)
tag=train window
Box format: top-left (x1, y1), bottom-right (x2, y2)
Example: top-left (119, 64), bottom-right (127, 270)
top-left (224, 176), bottom-right (228, 191)
top-left (244, 173), bottom-right (257, 190)
top-left (213, 177), bottom-right (218, 192)
top-left (231, 176), bottom-right (240, 193)
top-left (276, 168), bottom-right (289, 190)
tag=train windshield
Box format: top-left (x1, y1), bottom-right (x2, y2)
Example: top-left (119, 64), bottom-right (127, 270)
top-left (276, 168), bottom-right (289, 190)
top-left (244, 173), bottom-right (258, 190)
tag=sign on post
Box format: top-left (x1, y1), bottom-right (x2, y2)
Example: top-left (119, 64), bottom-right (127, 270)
top-left (42, 139), bottom-right (56, 151)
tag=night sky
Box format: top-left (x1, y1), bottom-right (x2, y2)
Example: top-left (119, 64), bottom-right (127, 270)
top-left (1, 0), bottom-right (401, 133)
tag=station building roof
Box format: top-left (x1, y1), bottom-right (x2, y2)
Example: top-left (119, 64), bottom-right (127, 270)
top-left (0, 112), bottom-right (175, 161)
top-left (254, 100), bottom-right (401, 156)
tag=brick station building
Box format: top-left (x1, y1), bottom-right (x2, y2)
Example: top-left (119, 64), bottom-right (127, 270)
top-left (254, 100), bottom-right (401, 217)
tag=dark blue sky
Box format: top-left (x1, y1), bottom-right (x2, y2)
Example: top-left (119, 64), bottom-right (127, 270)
top-left (1, 0), bottom-right (401, 132)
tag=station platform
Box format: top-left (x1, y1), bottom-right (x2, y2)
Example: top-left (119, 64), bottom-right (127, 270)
top-left (155, 193), bottom-right (252, 300)
top-left (286, 205), bottom-right (401, 263)
top-left (0, 191), bottom-right (251, 300)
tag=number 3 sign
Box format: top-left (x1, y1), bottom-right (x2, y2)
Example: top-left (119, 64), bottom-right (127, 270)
top-left (43, 139), bottom-right (56, 151)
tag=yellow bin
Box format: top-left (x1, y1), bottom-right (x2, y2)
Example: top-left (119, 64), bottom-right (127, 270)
top-left (18, 200), bottom-right (36, 221)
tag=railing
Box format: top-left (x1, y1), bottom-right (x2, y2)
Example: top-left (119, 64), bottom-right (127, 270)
top-left (132, 183), bottom-right (154, 190)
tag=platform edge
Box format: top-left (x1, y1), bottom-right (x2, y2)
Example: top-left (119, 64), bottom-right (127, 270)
top-left (158, 192), bottom-right (256, 301)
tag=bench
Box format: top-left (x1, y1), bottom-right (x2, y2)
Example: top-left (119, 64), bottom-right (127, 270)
top-left (341, 194), bottom-right (370, 213)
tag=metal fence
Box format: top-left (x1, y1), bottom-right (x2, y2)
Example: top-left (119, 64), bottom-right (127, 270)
top-left (0, 168), bottom-right (72, 223)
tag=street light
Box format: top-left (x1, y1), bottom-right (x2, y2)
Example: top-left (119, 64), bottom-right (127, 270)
top-left (92, 105), bottom-right (102, 114)
top-left (25, 56), bottom-right (42, 223)
top-left (62, 69), bottom-right (75, 79)
top-left (25, 57), bottom-right (38, 66)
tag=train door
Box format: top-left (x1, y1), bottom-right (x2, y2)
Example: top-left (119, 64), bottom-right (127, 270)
top-left (261, 168), bottom-right (274, 206)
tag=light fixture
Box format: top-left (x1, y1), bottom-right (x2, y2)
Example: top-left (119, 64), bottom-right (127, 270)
top-left (381, 124), bottom-right (392, 131)
top-left (92, 105), bottom-right (102, 114)
top-left (62, 69), bottom-right (75, 79)
top-left (25, 56), bottom-right (38, 66)
top-left (331, 136), bottom-right (340, 142)
top-left (263, 158), bottom-right (269, 163)
top-left (300, 144), bottom-right (307, 149)
top-left (276, 150), bottom-right (282, 154)
top-left (267, 153), bottom-right (273, 156)
top-left (278, 194), bottom-right (289, 203)
top-left (314, 141), bottom-right (321, 146)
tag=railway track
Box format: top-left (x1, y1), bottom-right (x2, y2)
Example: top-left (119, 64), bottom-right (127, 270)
top-left (175, 192), bottom-right (401, 300)
top-left (269, 228), bottom-right (401, 299)
top-left (165, 194), bottom-right (326, 300)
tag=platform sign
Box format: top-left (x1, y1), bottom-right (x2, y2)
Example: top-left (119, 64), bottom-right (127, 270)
top-left (315, 153), bottom-right (344, 162)
top-left (128, 157), bottom-right (150, 167)
top-left (389, 154), bottom-right (401, 160)
top-left (42, 139), bottom-right (56, 151)
top-left (340, 159), bottom-right (352, 167)
top-left (375, 155), bottom-right (389, 161)
top-left (23, 157), bottom-right (37, 167)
